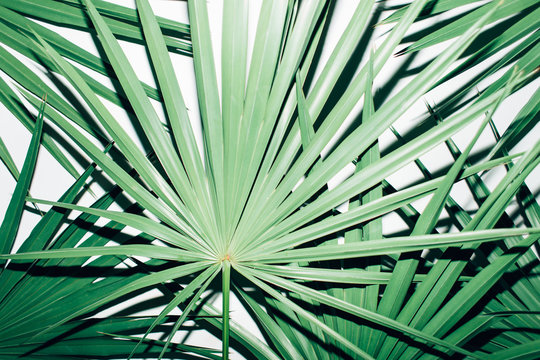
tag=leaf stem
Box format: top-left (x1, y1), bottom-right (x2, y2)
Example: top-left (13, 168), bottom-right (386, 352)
top-left (222, 259), bottom-right (231, 360)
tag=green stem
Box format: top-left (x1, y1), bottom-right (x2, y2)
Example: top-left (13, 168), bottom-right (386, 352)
top-left (222, 259), bottom-right (231, 360)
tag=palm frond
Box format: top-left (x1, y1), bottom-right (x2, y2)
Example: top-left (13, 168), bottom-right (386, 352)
top-left (0, 0), bottom-right (538, 359)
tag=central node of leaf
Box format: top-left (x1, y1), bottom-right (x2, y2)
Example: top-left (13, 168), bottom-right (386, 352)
top-left (220, 253), bottom-right (235, 264)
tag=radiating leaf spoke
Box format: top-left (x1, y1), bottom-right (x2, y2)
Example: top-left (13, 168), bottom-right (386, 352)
top-left (0, 97), bottom-right (45, 266)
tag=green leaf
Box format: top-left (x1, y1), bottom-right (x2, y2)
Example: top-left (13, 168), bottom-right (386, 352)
top-left (239, 265), bottom-right (479, 359)
top-left (58, 0), bottom-right (190, 37)
top-left (245, 152), bottom-right (521, 257)
top-left (82, 0), bottom-right (213, 241)
top-left (135, 0), bottom-right (209, 220)
top-left (127, 264), bottom-right (220, 359)
top-left (0, 76), bottom-right (80, 180)
top-left (26, 197), bottom-right (213, 256)
top-left (249, 264), bottom-right (470, 285)
top-left (379, 0), bottom-right (482, 25)
top-left (250, 228), bottom-right (540, 263)
top-left (488, 85), bottom-right (540, 159)
top-left (491, 339), bottom-right (540, 360)
top-left (236, 265), bottom-right (376, 360)
top-left (241, 0), bottom-right (500, 247)
top-left (0, 136), bottom-right (19, 181)
top-left (0, 0), bottom-right (191, 53)
top-left (158, 264), bottom-right (220, 359)
top-left (0, 96), bottom-right (45, 265)
top-left (0, 4), bottom-right (162, 103)
top-left (29, 261), bottom-right (209, 341)
top-left (0, 162), bottom-right (96, 302)
top-left (397, 0), bottom-right (539, 55)
top-left (29, 32), bottom-right (205, 233)
top-left (221, 0), bottom-right (248, 240)
top-left (408, 234), bottom-right (540, 360)
top-left (373, 71), bottom-right (520, 357)
top-left (225, 0), bottom-right (288, 241)
top-left (0, 244), bottom-right (204, 262)
top-left (247, 88), bottom-right (506, 253)
top-left (20, 88), bottom-right (204, 245)
top-left (0, 44), bottom-right (107, 141)
top-left (295, 71), bottom-right (315, 149)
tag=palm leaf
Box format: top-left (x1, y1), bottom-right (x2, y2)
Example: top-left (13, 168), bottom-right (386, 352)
top-left (0, 0), bottom-right (538, 359)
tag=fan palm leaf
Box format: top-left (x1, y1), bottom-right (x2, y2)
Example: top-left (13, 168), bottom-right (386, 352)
top-left (1, 0), bottom-right (539, 359)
